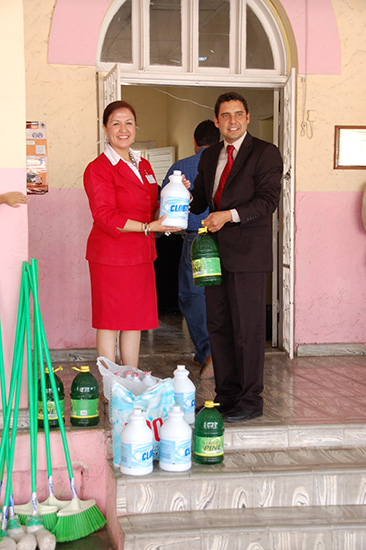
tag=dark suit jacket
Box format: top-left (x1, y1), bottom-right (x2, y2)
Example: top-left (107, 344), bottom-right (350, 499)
top-left (190, 132), bottom-right (283, 272)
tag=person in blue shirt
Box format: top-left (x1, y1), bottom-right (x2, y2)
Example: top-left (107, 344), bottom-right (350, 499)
top-left (162, 120), bottom-right (220, 378)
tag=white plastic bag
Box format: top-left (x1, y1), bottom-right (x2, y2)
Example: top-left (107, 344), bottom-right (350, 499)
top-left (97, 356), bottom-right (161, 421)
top-left (97, 357), bottom-right (175, 466)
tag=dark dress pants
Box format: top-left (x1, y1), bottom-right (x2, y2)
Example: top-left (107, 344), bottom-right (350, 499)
top-left (205, 268), bottom-right (268, 411)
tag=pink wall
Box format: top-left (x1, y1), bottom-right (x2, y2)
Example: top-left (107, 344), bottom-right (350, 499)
top-left (0, 170), bottom-right (29, 407)
top-left (48, 0), bottom-right (341, 74)
top-left (8, 428), bottom-right (108, 513)
top-left (294, 191), bottom-right (366, 347)
top-left (28, 188), bottom-right (94, 349)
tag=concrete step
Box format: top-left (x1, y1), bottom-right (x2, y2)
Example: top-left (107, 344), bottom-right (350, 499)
top-left (119, 504), bottom-right (366, 550)
top-left (113, 446), bottom-right (366, 516)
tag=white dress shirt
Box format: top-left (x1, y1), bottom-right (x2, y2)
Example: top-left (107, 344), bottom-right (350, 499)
top-left (213, 133), bottom-right (247, 223)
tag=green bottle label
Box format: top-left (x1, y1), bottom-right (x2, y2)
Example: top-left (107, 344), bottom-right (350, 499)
top-left (192, 257), bottom-right (221, 278)
top-left (194, 434), bottom-right (224, 457)
top-left (70, 398), bottom-right (99, 419)
top-left (37, 399), bottom-right (65, 420)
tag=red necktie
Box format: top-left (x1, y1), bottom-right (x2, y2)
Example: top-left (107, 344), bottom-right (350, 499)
top-left (214, 144), bottom-right (234, 210)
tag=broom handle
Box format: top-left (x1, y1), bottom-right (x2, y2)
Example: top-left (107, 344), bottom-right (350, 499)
top-left (28, 260), bottom-right (75, 488)
top-left (0, 264), bottom-right (27, 488)
top-left (1, 296), bottom-right (25, 530)
top-left (28, 261), bottom-right (55, 496)
top-left (23, 267), bottom-right (39, 515)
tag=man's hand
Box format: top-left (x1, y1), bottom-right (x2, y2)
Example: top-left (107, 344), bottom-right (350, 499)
top-left (203, 211), bottom-right (232, 232)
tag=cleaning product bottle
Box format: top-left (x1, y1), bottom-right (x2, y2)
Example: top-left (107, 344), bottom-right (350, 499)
top-left (142, 371), bottom-right (156, 387)
top-left (70, 365), bottom-right (100, 427)
top-left (159, 405), bottom-right (192, 472)
top-left (191, 225), bottom-right (222, 286)
top-left (173, 365), bottom-right (195, 424)
top-left (159, 170), bottom-right (190, 229)
top-left (194, 400), bottom-right (224, 464)
top-left (37, 366), bottom-right (65, 429)
top-left (120, 408), bottom-right (153, 476)
top-left (124, 370), bottom-right (134, 381)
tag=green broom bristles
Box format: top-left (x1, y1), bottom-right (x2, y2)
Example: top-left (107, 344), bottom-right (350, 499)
top-left (52, 499), bottom-right (106, 542)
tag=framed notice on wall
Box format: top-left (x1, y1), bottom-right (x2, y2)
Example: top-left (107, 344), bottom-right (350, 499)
top-left (334, 126), bottom-right (366, 169)
top-left (26, 121), bottom-right (48, 194)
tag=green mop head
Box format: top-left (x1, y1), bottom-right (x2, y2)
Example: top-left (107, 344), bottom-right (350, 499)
top-left (51, 497), bottom-right (106, 542)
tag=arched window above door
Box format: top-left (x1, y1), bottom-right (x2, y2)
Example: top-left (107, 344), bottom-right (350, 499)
top-left (97, 0), bottom-right (287, 85)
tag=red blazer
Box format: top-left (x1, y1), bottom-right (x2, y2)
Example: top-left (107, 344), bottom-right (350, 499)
top-left (84, 153), bottom-right (159, 266)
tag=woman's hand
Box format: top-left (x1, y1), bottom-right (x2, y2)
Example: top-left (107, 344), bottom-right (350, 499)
top-left (150, 215), bottom-right (181, 233)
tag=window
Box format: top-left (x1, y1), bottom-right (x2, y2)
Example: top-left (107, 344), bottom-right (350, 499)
top-left (97, 0), bottom-right (287, 84)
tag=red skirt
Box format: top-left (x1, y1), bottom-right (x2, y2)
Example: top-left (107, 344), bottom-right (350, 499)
top-left (88, 261), bottom-right (158, 330)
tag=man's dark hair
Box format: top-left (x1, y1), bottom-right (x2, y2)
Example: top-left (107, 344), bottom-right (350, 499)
top-left (214, 92), bottom-right (249, 118)
top-left (194, 120), bottom-right (220, 147)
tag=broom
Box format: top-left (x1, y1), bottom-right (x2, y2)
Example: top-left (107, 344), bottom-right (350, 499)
top-left (0, 312), bottom-right (25, 542)
top-left (0, 291), bottom-right (26, 542)
top-left (28, 259), bottom-right (106, 542)
top-left (13, 265), bottom-right (58, 529)
top-left (0, 265), bottom-right (29, 544)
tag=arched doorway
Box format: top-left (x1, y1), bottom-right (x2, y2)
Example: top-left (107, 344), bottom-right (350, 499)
top-left (96, 0), bottom-right (295, 356)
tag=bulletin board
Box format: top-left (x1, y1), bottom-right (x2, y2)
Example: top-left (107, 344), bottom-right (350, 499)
top-left (26, 121), bottom-right (48, 194)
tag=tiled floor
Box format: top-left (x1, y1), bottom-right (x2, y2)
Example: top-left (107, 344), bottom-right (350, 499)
top-left (52, 311), bottom-right (366, 549)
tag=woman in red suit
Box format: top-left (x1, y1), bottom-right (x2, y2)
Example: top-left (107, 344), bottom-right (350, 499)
top-left (84, 101), bottom-right (180, 366)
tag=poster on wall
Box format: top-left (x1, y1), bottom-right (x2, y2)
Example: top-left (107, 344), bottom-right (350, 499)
top-left (26, 121), bottom-right (48, 194)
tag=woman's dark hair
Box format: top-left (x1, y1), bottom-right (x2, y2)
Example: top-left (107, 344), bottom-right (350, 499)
top-left (103, 100), bottom-right (137, 126)
top-left (214, 92), bottom-right (249, 118)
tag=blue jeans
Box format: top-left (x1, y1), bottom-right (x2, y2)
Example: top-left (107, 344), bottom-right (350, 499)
top-left (178, 233), bottom-right (211, 365)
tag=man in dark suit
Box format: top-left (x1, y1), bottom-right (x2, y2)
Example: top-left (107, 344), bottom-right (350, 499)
top-left (190, 91), bottom-right (283, 422)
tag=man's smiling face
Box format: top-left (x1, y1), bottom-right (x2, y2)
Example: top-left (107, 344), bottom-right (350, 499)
top-left (214, 100), bottom-right (250, 144)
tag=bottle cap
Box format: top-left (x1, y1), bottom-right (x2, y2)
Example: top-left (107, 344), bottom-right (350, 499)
top-left (173, 170), bottom-right (182, 176)
top-left (198, 226), bottom-right (208, 234)
top-left (72, 366), bottom-right (90, 373)
top-left (204, 400), bottom-right (220, 408)
top-left (169, 405), bottom-right (184, 416)
top-left (45, 365), bottom-right (63, 374)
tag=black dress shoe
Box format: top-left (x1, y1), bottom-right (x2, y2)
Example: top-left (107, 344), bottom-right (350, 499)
top-left (216, 403), bottom-right (235, 414)
top-left (223, 406), bottom-right (263, 423)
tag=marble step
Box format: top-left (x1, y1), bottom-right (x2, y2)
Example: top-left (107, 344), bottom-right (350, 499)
top-left (224, 421), bottom-right (366, 452)
top-left (114, 446), bottom-right (366, 516)
top-left (119, 504), bottom-right (366, 550)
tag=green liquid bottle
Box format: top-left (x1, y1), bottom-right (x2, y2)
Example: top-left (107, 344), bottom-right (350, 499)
top-left (194, 400), bottom-right (224, 464)
top-left (70, 365), bottom-right (100, 427)
top-left (191, 226), bottom-right (222, 287)
top-left (38, 366), bottom-right (65, 429)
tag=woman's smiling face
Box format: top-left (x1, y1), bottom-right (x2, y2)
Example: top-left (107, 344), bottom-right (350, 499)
top-left (103, 107), bottom-right (136, 157)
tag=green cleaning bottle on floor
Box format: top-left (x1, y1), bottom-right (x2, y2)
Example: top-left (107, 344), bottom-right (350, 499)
top-left (194, 400), bottom-right (224, 464)
top-left (38, 366), bottom-right (65, 429)
top-left (70, 365), bottom-right (100, 426)
top-left (191, 226), bottom-right (222, 287)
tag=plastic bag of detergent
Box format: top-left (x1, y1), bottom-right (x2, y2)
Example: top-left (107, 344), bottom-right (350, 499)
top-left (97, 357), bottom-right (175, 466)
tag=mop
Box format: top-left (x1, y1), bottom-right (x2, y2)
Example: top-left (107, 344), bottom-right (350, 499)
top-left (27, 259), bottom-right (106, 542)
top-left (0, 296), bottom-right (27, 550)
top-left (0, 318), bottom-right (24, 544)
top-left (13, 267), bottom-right (58, 530)
top-left (0, 267), bottom-right (28, 549)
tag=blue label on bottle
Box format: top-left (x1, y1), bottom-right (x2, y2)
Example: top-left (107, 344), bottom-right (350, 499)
top-left (175, 391), bottom-right (195, 415)
top-left (160, 438), bottom-right (192, 465)
top-left (121, 441), bottom-right (153, 470)
top-left (160, 197), bottom-right (190, 221)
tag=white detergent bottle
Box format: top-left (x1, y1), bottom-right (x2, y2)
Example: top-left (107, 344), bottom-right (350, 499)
top-left (132, 372), bottom-right (144, 386)
top-left (173, 365), bottom-right (196, 424)
top-left (142, 371), bottom-right (156, 387)
top-left (160, 170), bottom-right (190, 229)
top-left (159, 405), bottom-right (192, 472)
top-left (120, 408), bottom-right (153, 476)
